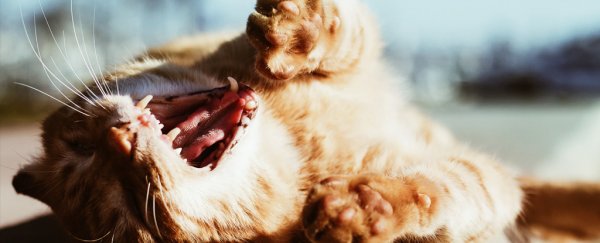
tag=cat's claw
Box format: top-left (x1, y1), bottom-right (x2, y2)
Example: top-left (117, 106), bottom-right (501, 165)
top-left (417, 193), bottom-right (432, 209)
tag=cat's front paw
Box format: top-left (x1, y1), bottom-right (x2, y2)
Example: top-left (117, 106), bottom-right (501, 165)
top-left (302, 175), bottom-right (439, 243)
top-left (246, 0), bottom-right (340, 80)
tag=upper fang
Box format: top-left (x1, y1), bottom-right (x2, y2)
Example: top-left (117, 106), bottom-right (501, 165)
top-left (228, 77), bottom-right (239, 92)
top-left (136, 95), bottom-right (153, 109)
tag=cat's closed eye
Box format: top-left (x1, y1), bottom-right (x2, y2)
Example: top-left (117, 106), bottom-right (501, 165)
top-left (65, 139), bottom-right (95, 156)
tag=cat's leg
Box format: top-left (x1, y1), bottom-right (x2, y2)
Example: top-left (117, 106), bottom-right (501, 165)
top-left (302, 155), bottom-right (523, 242)
top-left (246, 0), bottom-right (377, 80)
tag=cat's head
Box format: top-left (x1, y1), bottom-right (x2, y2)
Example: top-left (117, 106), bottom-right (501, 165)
top-left (12, 60), bottom-right (291, 242)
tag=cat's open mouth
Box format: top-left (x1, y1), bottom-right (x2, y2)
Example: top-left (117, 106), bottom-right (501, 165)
top-left (121, 78), bottom-right (258, 171)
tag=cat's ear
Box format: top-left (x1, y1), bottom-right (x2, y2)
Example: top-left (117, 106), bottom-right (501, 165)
top-left (12, 170), bottom-right (46, 201)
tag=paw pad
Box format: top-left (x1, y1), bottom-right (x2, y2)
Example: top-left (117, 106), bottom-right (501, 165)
top-left (247, 0), bottom-right (340, 80)
top-left (356, 184), bottom-right (393, 216)
top-left (304, 177), bottom-right (397, 242)
top-left (337, 207), bottom-right (356, 225)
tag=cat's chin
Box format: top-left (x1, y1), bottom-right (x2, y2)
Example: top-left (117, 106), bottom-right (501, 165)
top-left (111, 78), bottom-right (259, 173)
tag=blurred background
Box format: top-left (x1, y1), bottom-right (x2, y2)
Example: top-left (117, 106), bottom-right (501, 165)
top-left (1, 0), bottom-right (600, 241)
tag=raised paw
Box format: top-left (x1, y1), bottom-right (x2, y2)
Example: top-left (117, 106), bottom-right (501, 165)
top-left (246, 0), bottom-right (341, 80)
top-left (302, 175), bottom-right (439, 243)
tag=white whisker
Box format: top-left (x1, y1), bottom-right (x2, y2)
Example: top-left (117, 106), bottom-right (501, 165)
top-left (70, 0), bottom-right (108, 100)
top-left (68, 230), bottom-right (111, 242)
top-left (70, 0), bottom-right (106, 110)
top-left (91, 5), bottom-right (112, 95)
top-left (156, 176), bottom-right (172, 212)
top-left (61, 30), bottom-right (107, 110)
top-left (79, 10), bottom-right (107, 96)
top-left (145, 181), bottom-right (151, 223)
top-left (115, 75), bottom-right (120, 96)
top-left (38, 1), bottom-right (98, 106)
top-left (49, 57), bottom-right (96, 105)
top-left (19, 8), bottom-right (91, 116)
top-left (40, 65), bottom-right (89, 113)
top-left (14, 83), bottom-right (91, 117)
top-left (31, 16), bottom-right (90, 114)
top-left (152, 196), bottom-right (163, 239)
top-left (36, 3), bottom-right (102, 106)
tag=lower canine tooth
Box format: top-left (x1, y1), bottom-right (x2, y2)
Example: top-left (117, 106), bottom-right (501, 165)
top-left (174, 148), bottom-right (182, 154)
top-left (241, 116), bottom-right (251, 125)
top-left (245, 100), bottom-right (257, 110)
top-left (167, 127), bottom-right (181, 140)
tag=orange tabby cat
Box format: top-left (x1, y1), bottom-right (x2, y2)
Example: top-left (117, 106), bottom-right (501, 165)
top-left (12, 0), bottom-right (600, 242)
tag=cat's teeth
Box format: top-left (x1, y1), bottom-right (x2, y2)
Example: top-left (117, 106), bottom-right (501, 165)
top-left (167, 127), bottom-right (181, 140)
top-left (244, 100), bottom-right (257, 110)
top-left (136, 95), bottom-right (153, 109)
top-left (197, 166), bottom-right (211, 173)
top-left (285, 65), bottom-right (294, 74)
top-left (158, 124), bottom-right (164, 129)
top-left (241, 116), bottom-right (251, 125)
top-left (174, 148), bottom-right (182, 154)
top-left (227, 77), bottom-right (239, 92)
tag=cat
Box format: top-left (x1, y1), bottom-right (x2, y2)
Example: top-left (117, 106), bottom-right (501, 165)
top-left (11, 0), bottom-right (600, 242)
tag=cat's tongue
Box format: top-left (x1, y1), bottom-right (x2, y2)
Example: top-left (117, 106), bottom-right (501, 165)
top-left (173, 92), bottom-right (244, 165)
top-left (147, 81), bottom-right (258, 169)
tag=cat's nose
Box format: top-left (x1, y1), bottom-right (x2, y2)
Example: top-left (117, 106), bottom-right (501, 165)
top-left (108, 125), bottom-right (134, 156)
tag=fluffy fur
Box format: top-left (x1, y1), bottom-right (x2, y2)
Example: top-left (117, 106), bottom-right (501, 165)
top-left (12, 0), bottom-right (600, 242)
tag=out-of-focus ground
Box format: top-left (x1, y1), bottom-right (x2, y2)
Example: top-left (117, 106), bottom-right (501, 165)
top-left (2, 101), bottom-right (600, 231)
top-left (426, 101), bottom-right (600, 180)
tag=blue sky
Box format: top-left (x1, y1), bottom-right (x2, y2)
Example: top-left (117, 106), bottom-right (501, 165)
top-left (4, 0), bottom-right (600, 53)
top-left (203, 1), bottom-right (600, 51)
top-left (369, 1), bottom-right (600, 50)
